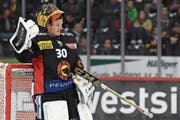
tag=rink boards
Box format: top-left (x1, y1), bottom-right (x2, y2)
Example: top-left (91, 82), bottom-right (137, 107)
top-left (90, 78), bottom-right (180, 120)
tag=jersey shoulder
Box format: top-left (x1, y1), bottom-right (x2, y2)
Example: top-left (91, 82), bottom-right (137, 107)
top-left (32, 32), bottom-right (50, 42)
top-left (60, 31), bottom-right (78, 50)
top-left (60, 31), bottom-right (76, 44)
top-left (35, 32), bottom-right (49, 39)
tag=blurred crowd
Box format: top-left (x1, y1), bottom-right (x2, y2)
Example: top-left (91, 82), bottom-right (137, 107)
top-left (0, 0), bottom-right (180, 57)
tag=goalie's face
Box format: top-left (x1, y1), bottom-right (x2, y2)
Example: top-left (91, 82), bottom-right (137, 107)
top-left (47, 19), bottom-right (63, 37)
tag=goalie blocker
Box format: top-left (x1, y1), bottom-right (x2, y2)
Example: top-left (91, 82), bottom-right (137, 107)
top-left (9, 17), bottom-right (39, 53)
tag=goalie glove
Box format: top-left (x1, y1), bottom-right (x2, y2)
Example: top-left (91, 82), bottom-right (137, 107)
top-left (73, 75), bottom-right (95, 104)
top-left (25, 19), bottom-right (39, 48)
top-left (10, 17), bottom-right (39, 53)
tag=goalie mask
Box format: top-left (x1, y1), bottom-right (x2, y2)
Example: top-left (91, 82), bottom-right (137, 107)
top-left (37, 3), bottom-right (64, 27)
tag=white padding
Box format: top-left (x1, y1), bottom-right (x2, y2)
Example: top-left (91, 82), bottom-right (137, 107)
top-left (74, 75), bottom-right (95, 104)
top-left (26, 19), bottom-right (39, 39)
top-left (77, 103), bottom-right (93, 120)
top-left (43, 100), bottom-right (69, 120)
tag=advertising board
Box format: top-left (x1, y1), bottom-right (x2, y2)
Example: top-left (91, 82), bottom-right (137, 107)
top-left (80, 55), bottom-right (180, 77)
top-left (89, 78), bottom-right (180, 120)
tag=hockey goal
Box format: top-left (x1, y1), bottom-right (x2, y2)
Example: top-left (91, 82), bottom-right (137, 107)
top-left (0, 63), bottom-right (35, 120)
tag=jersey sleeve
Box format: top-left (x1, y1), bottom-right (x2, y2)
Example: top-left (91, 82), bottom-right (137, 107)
top-left (14, 49), bottom-right (33, 63)
top-left (14, 37), bottom-right (41, 63)
top-left (75, 54), bottom-right (84, 70)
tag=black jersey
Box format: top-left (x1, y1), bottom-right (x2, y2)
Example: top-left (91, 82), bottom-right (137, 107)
top-left (15, 32), bottom-right (83, 94)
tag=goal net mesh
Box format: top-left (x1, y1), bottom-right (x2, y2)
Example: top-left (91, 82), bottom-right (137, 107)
top-left (0, 64), bottom-right (35, 120)
top-left (0, 64), bottom-right (6, 120)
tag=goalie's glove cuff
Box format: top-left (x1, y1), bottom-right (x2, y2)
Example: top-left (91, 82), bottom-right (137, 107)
top-left (26, 19), bottom-right (39, 39)
top-left (74, 75), bottom-right (95, 104)
top-left (25, 19), bottom-right (39, 48)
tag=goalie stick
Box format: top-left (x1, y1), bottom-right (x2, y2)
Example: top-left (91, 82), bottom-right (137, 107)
top-left (73, 67), bottom-right (154, 118)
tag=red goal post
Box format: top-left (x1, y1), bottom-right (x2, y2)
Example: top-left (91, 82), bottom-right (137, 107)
top-left (1, 63), bottom-right (180, 120)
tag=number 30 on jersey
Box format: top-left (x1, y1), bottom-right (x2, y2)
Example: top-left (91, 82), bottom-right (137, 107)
top-left (55, 48), bottom-right (67, 58)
